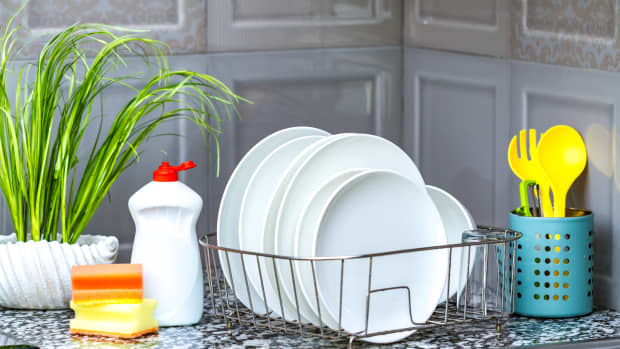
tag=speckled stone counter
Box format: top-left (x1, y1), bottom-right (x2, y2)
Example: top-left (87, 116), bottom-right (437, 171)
top-left (2, 299), bottom-right (620, 348)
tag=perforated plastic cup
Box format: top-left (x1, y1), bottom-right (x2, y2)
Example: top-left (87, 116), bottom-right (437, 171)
top-left (509, 209), bottom-right (593, 318)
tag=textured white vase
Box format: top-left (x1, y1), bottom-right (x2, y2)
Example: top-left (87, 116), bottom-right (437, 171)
top-left (0, 233), bottom-right (119, 309)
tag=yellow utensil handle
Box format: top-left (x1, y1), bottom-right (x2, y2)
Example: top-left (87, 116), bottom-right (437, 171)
top-left (553, 188), bottom-right (567, 218)
top-left (539, 183), bottom-right (554, 217)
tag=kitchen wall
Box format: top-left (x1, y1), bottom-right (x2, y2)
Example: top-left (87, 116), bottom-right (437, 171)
top-left (2, 0), bottom-right (620, 310)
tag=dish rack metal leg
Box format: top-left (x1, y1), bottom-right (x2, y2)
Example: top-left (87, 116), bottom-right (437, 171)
top-left (200, 226), bottom-right (520, 347)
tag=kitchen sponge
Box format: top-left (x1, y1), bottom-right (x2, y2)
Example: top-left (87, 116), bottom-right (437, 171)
top-left (71, 264), bottom-right (143, 304)
top-left (70, 299), bottom-right (158, 339)
top-left (70, 264), bottom-right (158, 339)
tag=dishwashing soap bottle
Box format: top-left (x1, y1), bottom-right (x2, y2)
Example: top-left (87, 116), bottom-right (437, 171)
top-left (129, 161), bottom-right (204, 326)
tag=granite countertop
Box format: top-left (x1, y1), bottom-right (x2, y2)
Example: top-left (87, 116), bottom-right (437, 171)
top-left (2, 295), bottom-right (620, 348)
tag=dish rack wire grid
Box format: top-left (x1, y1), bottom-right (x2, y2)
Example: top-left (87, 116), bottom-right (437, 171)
top-left (199, 226), bottom-right (521, 347)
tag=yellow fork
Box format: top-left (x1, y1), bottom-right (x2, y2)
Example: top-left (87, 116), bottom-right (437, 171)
top-left (507, 129), bottom-right (553, 217)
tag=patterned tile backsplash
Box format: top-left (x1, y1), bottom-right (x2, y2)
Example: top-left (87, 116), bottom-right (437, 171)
top-left (406, 0), bottom-right (620, 72)
top-left (523, 0), bottom-right (615, 38)
top-left (512, 0), bottom-right (620, 72)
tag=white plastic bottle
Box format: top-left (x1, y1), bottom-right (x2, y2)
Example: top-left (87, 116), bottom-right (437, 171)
top-left (129, 161), bottom-right (204, 326)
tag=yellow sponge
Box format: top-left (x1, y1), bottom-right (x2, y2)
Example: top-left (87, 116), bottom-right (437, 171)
top-left (70, 299), bottom-right (158, 339)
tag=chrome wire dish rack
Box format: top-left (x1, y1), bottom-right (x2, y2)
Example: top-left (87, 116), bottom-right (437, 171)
top-left (199, 226), bottom-right (521, 347)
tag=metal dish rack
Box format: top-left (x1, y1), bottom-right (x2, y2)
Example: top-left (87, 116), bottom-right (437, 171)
top-left (199, 226), bottom-right (521, 347)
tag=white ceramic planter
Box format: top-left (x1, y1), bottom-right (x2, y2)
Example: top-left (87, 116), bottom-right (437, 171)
top-left (0, 234), bottom-right (119, 309)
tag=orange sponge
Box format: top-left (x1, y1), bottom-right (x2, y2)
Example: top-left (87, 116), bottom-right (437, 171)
top-left (71, 264), bottom-right (143, 303)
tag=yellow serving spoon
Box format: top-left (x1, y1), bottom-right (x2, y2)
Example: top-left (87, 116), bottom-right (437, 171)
top-left (507, 129), bottom-right (554, 217)
top-left (536, 125), bottom-right (587, 218)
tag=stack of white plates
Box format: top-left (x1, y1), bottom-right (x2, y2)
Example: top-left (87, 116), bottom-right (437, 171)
top-left (217, 127), bottom-right (475, 343)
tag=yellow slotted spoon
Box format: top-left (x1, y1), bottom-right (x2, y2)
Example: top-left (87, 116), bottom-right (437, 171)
top-left (536, 125), bottom-right (587, 218)
top-left (507, 129), bottom-right (554, 217)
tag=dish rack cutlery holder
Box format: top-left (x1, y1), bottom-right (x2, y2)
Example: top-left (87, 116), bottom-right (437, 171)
top-left (199, 226), bottom-right (521, 347)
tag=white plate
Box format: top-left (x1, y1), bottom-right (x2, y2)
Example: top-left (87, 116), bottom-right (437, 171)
top-left (273, 134), bottom-right (425, 319)
top-left (313, 170), bottom-right (448, 343)
top-left (217, 127), bottom-right (329, 315)
top-left (294, 169), bottom-right (369, 329)
top-left (426, 185), bottom-right (476, 300)
top-left (238, 135), bottom-right (325, 320)
top-left (260, 135), bottom-right (348, 324)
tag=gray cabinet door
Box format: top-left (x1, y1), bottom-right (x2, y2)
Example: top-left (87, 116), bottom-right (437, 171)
top-left (405, 0), bottom-right (510, 58)
top-left (404, 48), bottom-right (511, 227)
top-left (202, 47), bottom-right (403, 235)
top-left (1, 0), bottom-right (206, 58)
top-left (207, 0), bottom-right (402, 51)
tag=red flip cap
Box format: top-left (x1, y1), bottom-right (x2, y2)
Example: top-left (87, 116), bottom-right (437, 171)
top-left (153, 161), bottom-right (197, 182)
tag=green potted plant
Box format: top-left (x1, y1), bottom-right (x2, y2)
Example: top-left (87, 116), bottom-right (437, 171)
top-left (0, 10), bottom-right (244, 309)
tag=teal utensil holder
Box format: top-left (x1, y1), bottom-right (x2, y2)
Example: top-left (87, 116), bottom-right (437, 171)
top-left (509, 209), bottom-right (593, 318)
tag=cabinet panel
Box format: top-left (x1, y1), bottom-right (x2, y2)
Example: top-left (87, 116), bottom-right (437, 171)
top-left (206, 47), bottom-right (402, 233)
top-left (0, 0), bottom-right (206, 58)
top-left (404, 48), bottom-right (510, 226)
top-left (207, 0), bottom-right (401, 52)
top-left (235, 78), bottom-right (375, 152)
top-left (419, 0), bottom-right (496, 25)
top-left (419, 79), bottom-right (496, 225)
top-left (511, 61), bottom-right (620, 308)
top-left (405, 0), bottom-right (510, 58)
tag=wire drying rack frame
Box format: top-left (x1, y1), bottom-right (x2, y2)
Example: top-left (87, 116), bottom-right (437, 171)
top-left (199, 226), bottom-right (521, 347)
